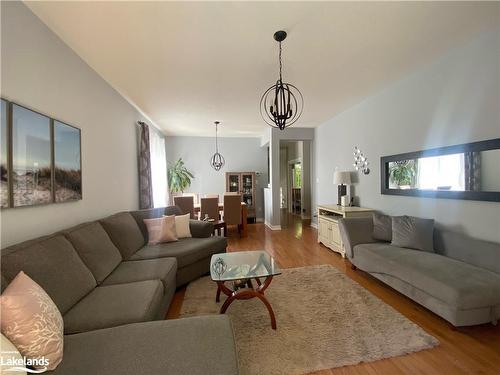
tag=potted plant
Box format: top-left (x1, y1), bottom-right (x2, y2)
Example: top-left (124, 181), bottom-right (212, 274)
top-left (167, 158), bottom-right (194, 196)
top-left (389, 160), bottom-right (418, 189)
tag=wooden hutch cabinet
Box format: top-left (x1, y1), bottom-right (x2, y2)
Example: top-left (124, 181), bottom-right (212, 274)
top-left (225, 172), bottom-right (257, 220)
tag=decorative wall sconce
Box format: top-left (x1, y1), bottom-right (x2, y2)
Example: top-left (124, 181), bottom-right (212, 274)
top-left (353, 146), bottom-right (370, 175)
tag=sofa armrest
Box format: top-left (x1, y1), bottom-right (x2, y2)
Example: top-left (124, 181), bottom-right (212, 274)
top-left (189, 220), bottom-right (214, 238)
top-left (338, 217), bottom-right (377, 258)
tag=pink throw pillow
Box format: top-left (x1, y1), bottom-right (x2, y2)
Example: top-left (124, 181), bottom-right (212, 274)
top-left (0, 271), bottom-right (64, 371)
top-left (143, 215), bottom-right (178, 245)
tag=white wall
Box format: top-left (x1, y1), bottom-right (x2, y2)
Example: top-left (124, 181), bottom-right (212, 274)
top-left (165, 136), bottom-right (268, 220)
top-left (1, 2), bottom-right (148, 247)
top-left (314, 29), bottom-right (500, 243)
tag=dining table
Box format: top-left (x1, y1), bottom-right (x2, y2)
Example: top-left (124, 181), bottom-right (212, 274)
top-left (193, 202), bottom-right (248, 237)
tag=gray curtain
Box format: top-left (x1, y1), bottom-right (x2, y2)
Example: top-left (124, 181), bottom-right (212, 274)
top-left (138, 122), bottom-right (153, 209)
top-left (464, 151), bottom-right (481, 191)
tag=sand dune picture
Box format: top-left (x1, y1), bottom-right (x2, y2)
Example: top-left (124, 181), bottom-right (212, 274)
top-left (12, 104), bottom-right (53, 207)
top-left (1, 101), bottom-right (82, 208)
top-left (1, 99), bottom-right (8, 207)
top-left (54, 120), bottom-right (82, 202)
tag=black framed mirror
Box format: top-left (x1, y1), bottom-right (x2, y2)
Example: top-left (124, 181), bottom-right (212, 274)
top-left (381, 138), bottom-right (500, 202)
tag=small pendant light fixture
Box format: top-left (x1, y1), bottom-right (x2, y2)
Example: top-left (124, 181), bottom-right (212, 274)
top-left (210, 121), bottom-right (225, 171)
top-left (260, 30), bottom-right (304, 130)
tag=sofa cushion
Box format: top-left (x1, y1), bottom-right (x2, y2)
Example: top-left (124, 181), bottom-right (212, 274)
top-left (130, 237), bottom-right (227, 268)
top-left (63, 222), bottom-right (122, 283)
top-left (100, 212), bottom-right (145, 259)
top-left (51, 317), bottom-right (239, 375)
top-left (101, 258), bottom-right (177, 292)
top-left (63, 280), bottom-right (164, 334)
top-left (1, 235), bottom-right (96, 314)
top-left (189, 220), bottom-right (214, 238)
top-left (434, 229), bottom-right (500, 275)
top-left (353, 243), bottom-right (500, 309)
top-left (165, 205), bottom-right (183, 216)
top-left (372, 212), bottom-right (392, 242)
top-left (391, 215), bottom-right (434, 252)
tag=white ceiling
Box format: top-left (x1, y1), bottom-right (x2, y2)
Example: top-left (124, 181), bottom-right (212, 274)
top-left (25, 1), bottom-right (500, 137)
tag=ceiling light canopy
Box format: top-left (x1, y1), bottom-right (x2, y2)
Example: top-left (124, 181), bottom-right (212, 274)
top-left (260, 30), bottom-right (304, 130)
top-left (210, 121), bottom-right (225, 171)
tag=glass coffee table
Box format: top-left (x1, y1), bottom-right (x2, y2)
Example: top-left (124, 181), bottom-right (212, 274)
top-left (210, 250), bottom-right (281, 329)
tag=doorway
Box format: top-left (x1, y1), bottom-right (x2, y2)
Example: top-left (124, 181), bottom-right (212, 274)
top-left (279, 140), bottom-right (311, 227)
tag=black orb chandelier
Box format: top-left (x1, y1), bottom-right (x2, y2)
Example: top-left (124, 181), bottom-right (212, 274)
top-left (260, 30), bottom-right (304, 130)
top-left (210, 121), bottom-right (225, 171)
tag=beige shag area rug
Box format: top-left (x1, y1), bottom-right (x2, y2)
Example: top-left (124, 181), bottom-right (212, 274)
top-left (180, 264), bottom-right (438, 375)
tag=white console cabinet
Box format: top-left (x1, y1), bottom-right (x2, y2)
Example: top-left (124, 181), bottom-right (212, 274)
top-left (317, 205), bottom-right (374, 257)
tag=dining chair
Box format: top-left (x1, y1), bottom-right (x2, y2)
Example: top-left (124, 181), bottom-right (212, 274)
top-left (203, 194), bottom-right (219, 202)
top-left (173, 196), bottom-right (195, 219)
top-left (200, 197), bottom-right (219, 221)
top-left (182, 192), bottom-right (199, 205)
top-left (223, 194), bottom-right (242, 237)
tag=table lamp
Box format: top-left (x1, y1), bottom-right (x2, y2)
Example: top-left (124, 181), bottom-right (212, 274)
top-left (333, 171), bottom-right (351, 206)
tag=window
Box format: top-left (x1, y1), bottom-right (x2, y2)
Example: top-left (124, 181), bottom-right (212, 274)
top-left (293, 163), bottom-right (302, 188)
top-left (417, 153), bottom-right (465, 191)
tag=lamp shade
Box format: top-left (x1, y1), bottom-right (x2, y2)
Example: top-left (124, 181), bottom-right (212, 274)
top-left (333, 171), bottom-right (351, 185)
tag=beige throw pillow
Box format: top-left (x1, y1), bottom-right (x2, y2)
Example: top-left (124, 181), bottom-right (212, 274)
top-left (143, 215), bottom-right (178, 245)
top-left (0, 271), bottom-right (63, 371)
top-left (174, 213), bottom-right (192, 238)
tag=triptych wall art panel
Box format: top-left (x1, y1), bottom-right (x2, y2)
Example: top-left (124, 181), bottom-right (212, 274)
top-left (0, 99), bottom-right (82, 208)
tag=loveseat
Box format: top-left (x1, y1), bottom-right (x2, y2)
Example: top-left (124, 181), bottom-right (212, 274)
top-left (339, 216), bottom-right (500, 327)
top-left (1, 206), bottom-right (239, 375)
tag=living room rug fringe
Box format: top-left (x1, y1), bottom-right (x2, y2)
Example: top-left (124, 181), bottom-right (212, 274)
top-left (180, 264), bottom-right (439, 375)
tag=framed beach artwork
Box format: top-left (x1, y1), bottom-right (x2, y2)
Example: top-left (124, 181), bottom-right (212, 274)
top-left (54, 120), bottom-right (82, 202)
top-left (1, 99), bottom-right (8, 208)
top-left (11, 104), bottom-right (52, 207)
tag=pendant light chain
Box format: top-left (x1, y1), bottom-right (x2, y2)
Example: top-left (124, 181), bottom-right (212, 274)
top-left (215, 122), bottom-right (219, 153)
top-left (278, 41), bottom-right (283, 82)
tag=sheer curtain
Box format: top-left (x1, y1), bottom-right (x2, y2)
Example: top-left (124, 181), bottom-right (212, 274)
top-left (149, 128), bottom-right (168, 207)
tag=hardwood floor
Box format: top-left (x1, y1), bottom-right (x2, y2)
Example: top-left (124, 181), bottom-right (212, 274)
top-left (167, 214), bottom-right (500, 374)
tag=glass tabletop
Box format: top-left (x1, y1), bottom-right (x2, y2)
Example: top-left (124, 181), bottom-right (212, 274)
top-left (210, 251), bottom-right (281, 281)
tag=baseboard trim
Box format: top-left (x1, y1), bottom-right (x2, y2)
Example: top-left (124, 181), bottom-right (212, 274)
top-left (265, 222), bottom-right (282, 230)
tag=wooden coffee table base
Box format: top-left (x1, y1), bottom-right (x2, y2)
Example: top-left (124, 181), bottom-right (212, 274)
top-left (215, 276), bottom-right (277, 330)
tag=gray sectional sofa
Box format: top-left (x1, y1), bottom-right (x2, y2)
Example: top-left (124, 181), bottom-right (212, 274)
top-left (1, 206), bottom-right (239, 375)
top-left (339, 216), bottom-right (500, 327)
